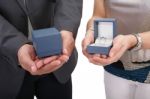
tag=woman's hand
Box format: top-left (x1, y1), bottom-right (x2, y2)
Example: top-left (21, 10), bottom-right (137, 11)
top-left (82, 29), bottom-right (95, 60)
top-left (82, 34), bottom-right (137, 66)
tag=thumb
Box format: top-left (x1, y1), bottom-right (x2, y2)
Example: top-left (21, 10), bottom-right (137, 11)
top-left (61, 31), bottom-right (74, 57)
top-left (82, 30), bottom-right (94, 50)
top-left (109, 40), bottom-right (122, 57)
top-left (82, 36), bottom-right (94, 51)
top-left (18, 44), bottom-right (37, 72)
top-left (24, 54), bottom-right (37, 72)
top-left (58, 49), bottom-right (70, 63)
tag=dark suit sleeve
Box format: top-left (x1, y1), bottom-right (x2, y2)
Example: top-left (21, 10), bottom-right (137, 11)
top-left (54, 0), bottom-right (83, 38)
top-left (0, 15), bottom-right (30, 68)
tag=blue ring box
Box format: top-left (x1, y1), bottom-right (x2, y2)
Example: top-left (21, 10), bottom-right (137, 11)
top-left (87, 18), bottom-right (116, 55)
top-left (32, 28), bottom-right (62, 58)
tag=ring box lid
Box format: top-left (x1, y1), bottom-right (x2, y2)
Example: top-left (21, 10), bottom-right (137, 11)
top-left (94, 18), bottom-right (116, 40)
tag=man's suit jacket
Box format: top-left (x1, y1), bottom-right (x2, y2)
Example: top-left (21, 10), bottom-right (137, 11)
top-left (0, 0), bottom-right (82, 98)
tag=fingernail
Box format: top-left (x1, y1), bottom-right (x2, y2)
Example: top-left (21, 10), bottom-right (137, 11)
top-left (57, 61), bottom-right (61, 65)
top-left (37, 65), bottom-right (41, 69)
top-left (65, 56), bottom-right (69, 62)
top-left (36, 61), bottom-right (42, 69)
top-left (110, 53), bottom-right (114, 57)
top-left (44, 60), bottom-right (49, 65)
top-left (63, 49), bottom-right (68, 54)
top-left (31, 66), bottom-right (37, 72)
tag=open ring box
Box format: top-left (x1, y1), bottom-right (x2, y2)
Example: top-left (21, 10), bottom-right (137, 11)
top-left (32, 27), bottom-right (62, 58)
top-left (87, 18), bottom-right (116, 55)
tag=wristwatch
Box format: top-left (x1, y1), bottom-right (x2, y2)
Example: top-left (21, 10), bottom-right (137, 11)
top-left (130, 33), bottom-right (143, 51)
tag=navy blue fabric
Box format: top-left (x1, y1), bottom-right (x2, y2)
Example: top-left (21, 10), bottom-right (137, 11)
top-left (104, 61), bottom-right (150, 83)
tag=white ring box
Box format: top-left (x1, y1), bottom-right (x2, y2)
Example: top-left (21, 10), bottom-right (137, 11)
top-left (87, 18), bottom-right (116, 55)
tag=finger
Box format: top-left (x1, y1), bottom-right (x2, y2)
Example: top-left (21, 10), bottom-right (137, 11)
top-left (109, 40), bottom-right (123, 57)
top-left (82, 49), bottom-right (93, 59)
top-left (82, 36), bottom-right (94, 51)
top-left (58, 54), bottom-right (69, 64)
top-left (35, 60), bottom-right (61, 75)
top-left (93, 54), bottom-right (101, 57)
top-left (36, 60), bottom-right (44, 69)
top-left (63, 42), bottom-right (74, 56)
top-left (61, 31), bottom-right (74, 65)
top-left (82, 32), bottom-right (94, 53)
top-left (109, 46), bottom-right (127, 63)
top-left (89, 58), bottom-right (103, 66)
top-left (36, 56), bottom-right (59, 69)
top-left (63, 48), bottom-right (69, 56)
top-left (18, 44), bottom-right (37, 73)
top-left (59, 49), bottom-right (70, 64)
top-left (93, 54), bottom-right (100, 57)
top-left (31, 66), bottom-right (37, 73)
top-left (92, 57), bottom-right (110, 66)
top-left (43, 56), bottom-right (59, 64)
top-left (61, 31), bottom-right (75, 56)
top-left (93, 54), bottom-right (107, 59)
top-left (82, 34), bottom-right (94, 59)
top-left (22, 54), bottom-right (37, 72)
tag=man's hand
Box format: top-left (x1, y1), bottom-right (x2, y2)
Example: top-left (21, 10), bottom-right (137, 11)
top-left (18, 30), bottom-right (75, 75)
top-left (32, 30), bottom-right (75, 75)
top-left (18, 44), bottom-right (38, 74)
top-left (55, 30), bottom-right (74, 68)
top-left (18, 44), bottom-right (59, 75)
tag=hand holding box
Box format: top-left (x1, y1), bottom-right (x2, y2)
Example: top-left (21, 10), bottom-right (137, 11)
top-left (87, 18), bottom-right (116, 55)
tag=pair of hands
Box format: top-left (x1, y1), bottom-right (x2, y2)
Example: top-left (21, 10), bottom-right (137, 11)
top-left (18, 30), bottom-right (74, 75)
top-left (82, 30), bottom-right (137, 66)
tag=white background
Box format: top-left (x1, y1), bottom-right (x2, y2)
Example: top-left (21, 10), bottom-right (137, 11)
top-left (72, 0), bottom-right (106, 99)
top-left (35, 0), bottom-right (106, 99)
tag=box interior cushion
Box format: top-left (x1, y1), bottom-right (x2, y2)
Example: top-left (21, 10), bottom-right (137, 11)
top-left (98, 21), bottom-right (113, 39)
top-left (91, 38), bottom-right (113, 47)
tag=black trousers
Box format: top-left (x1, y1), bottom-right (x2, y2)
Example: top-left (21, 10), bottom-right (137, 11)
top-left (16, 72), bottom-right (72, 99)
